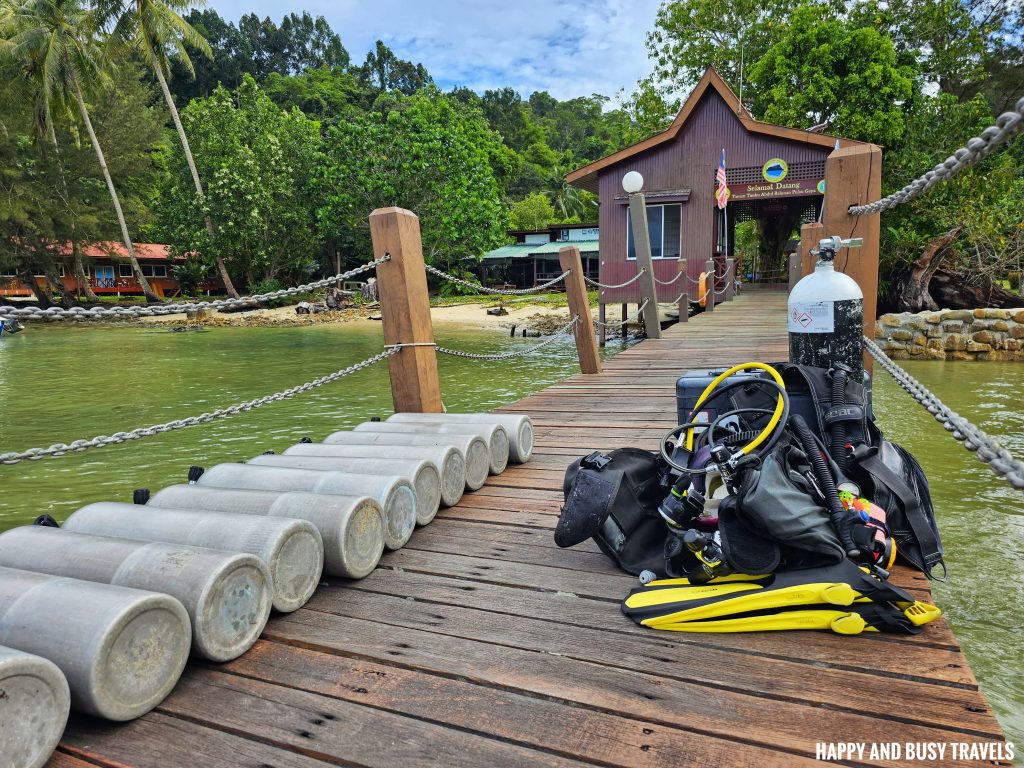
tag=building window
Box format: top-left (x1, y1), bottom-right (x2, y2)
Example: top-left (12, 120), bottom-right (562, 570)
top-left (119, 264), bottom-right (133, 278)
top-left (559, 229), bottom-right (569, 241)
top-left (140, 264), bottom-right (168, 278)
top-left (627, 204), bottom-right (682, 260)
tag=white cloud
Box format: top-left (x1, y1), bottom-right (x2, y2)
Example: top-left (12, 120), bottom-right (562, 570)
top-left (208, 0), bottom-right (663, 101)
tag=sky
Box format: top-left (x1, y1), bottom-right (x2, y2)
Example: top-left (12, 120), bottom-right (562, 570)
top-left (208, 0), bottom-right (664, 101)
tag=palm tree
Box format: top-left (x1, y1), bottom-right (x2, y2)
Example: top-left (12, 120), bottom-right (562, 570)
top-left (106, 0), bottom-right (239, 298)
top-left (0, 0), bottom-right (160, 302)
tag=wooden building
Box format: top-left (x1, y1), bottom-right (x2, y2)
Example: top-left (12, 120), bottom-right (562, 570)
top-left (479, 223), bottom-right (600, 289)
top-left (567, 67), bottom-right (868, 306)
top-left (0, 242), bottom-right (222, 299)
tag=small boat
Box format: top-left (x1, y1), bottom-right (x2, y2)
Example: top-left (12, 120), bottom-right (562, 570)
top-left (0, 317), bottom-right (24, 336)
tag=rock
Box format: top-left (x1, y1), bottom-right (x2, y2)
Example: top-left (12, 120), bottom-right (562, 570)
top-left (944, 334), bottom-right (967, 351)
top-left (948, 351), bottom-right (974, 361)
top-left (369, 315), bottom-right (382, 321)
top-left (906, 317), bottom-right (928, 330)
top-left (1005, 339), bottom-right (1019, 351)
top-left (890, 330), bottom-right (914, 341)
top-left (944, 310), bottom-right (974, 321)
top-left (926, 338), bottom-right (944, 350)
top-left (926, 347), bottom-right (946, 359)
top-left (973, 308), bottom-right (987, 319)
top-left (874, 326), bottom-right (887, 339)
top-left (941, 321), bottom-right (963, 333)
top-left (970, 320), bottom-right (990, 333)
top-left (913, 333), bottom-right (927, 346)
top-left (972, 330), bottom-right (995, 345)
top-left (927, 326), bottom-right (943, 338)
top-left (880, 314), bottom-right (904, 327)
top-left (967, 341), bottom-right (992, 352)
top-left (295, 302), bottom-right (312, 315)
top-left (992, 320), bottom-right (1010, 331)
top-left (880, 341), bottom-right (905, 353)
top-left (924, 314), bottom-right (943, 325)
top-left (1013, 310), bottom-right (1024, 324)
top-left (486, 306), bottom-right (508, 316)
top-left (1010, 325), bottom-right (1024, 339)
top-left (982, 308), bottom-right (1012, 320)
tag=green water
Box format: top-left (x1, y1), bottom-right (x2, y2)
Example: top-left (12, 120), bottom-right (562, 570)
top-left (0, 325), bottom-right (1021, 742)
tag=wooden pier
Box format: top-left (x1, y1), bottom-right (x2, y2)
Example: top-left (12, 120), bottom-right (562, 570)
top-left (50, 291), bottom-right (1009, 768)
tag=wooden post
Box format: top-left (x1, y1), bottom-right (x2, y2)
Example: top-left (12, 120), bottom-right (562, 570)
top-left (725, 258), bottom-right (735, 301)
top-left (559, 246), bottom-right (601, 374)
top-left (678, 262), bottom-right (689, 323)
top-left (620, 304), bottom-right (628, 339)
top-left (823, 144), bottom-right (882, 369)
top-left (627, 193), bottom-right (662, 339)
top-left (799, 222), bottom-right (824, 279)
top-left (705, 258), bottom-right (716, 312)
top-left (368, 207), bottom-right (443, 413)
top-left (598, 303), bottom-right (607, 347)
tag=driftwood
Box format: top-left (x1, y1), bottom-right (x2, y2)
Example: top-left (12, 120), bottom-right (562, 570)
top-left (930, 272), bottom-right (1024, 309)
top-left (892, 226), bottom-right (962, 312)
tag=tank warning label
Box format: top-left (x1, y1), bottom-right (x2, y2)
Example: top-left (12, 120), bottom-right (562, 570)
top-left (788, 302), bottom-right (834, 333)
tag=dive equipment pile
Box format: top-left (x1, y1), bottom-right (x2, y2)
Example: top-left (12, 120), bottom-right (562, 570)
top-left (556, 362), bottom-right (944, 636)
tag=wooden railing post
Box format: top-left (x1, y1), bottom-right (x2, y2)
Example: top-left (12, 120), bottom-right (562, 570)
top-left (725, 258), bottom-right (735, 301)
top-left (705, 258), bottom-right (716, 312)
top-left (627, 193), bottom-right (662, 339)
top-left (823, 144), bottom-right (882, 370)
top-left (559, 246), bottom-right (601, 374)
top-left (678, 261), bottom-right (688, 323)
top-left (368, 207), bottom-right (443, 413)
top-left (799, 222), bottom-right (824, 280)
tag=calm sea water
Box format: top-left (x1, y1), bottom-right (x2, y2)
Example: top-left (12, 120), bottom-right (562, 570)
top-left (0, 323), bottom-right (1020, 742)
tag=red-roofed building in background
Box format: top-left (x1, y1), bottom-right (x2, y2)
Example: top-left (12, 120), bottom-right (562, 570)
top-left (0, 242), bottom-right (223, 299)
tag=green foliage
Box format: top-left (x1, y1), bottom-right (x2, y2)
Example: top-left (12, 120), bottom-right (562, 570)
top-left (153, 75), bottom-right (322, 288)
top-left (317, 87), bottom-right (509, 269)
top-left (748, 5), bottom-right (914, 143)
top-left (509, 193), bottom-right (556, 231)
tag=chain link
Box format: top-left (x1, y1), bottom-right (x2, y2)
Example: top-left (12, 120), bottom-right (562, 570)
top-left (0, 257), bottom-right (389, 321)
top-left (424, 264), bottom-right (570, 295)
top-left (654, 272), bottom-right (683, 286)
top-left (850, 97), bottom-right (1024, 216)
top-left (0, 348), bottom-right (398, 465)
top-left (864, 336), bottom-right (1024, 490)
top-left (584, 269), bottom-right (645, 289)
top-left (435, 317), bottom-right (579, 360)
top-left (593, 299), bottom-right (649, 328)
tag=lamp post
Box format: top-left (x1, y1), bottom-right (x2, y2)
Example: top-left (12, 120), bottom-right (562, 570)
top-left (623, 172), bottom-right (662, 339)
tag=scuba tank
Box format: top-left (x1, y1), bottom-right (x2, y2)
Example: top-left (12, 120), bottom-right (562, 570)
top-left (788, 236), bottom-right (864, 381)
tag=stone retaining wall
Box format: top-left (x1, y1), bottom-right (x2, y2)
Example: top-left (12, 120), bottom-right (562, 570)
top-left (875, 308), bottom-right (1024, 361)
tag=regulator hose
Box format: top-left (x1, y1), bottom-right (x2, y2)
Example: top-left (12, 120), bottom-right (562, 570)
top-left (790, 413), bottom-right (860, 558)
top-left (830, 365), bottom-right (850, 473)
top-left (685, 362), bottom-right (787, 454)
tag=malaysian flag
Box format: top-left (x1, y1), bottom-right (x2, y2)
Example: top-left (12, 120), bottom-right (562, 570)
top-left (716, 149), bottom-right (730, 209)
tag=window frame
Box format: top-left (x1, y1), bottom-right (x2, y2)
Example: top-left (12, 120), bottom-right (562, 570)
top-left (626, 204), bottom-right (682, 260)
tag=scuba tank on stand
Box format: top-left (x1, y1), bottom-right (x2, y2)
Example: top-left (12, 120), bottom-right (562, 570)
top-left (788, 236), bottom-right (865, 381)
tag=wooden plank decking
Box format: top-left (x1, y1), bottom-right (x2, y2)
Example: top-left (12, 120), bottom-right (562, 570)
top-left (53, 292), bottom-right (1008, 768)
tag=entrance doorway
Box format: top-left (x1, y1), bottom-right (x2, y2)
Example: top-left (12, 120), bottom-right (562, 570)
top-left (727, 197), bottom-right (821, 286)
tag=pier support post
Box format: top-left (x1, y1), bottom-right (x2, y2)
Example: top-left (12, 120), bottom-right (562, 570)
top-left (823, 144), bottom-right (882, 369)
top-left (369, 207), bottom-right (443, 413)
top-left (620, 304), bottom-right (628, 339)
top-left (725, 258), bottom-right (735, 301)
top-left (799, 222), bottom-right (824, 280)
top-left (627, 194), bottom-right (662, 339)
top-left (559, 246), bottom-right (601, 374)
top-left (705, 259), bottom-right (715, 312)
top-left (598, 303), bottom-right (606, 347)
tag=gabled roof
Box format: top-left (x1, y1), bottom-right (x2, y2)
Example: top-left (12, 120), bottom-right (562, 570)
top-left (566, 67), bottom-right (864, 194)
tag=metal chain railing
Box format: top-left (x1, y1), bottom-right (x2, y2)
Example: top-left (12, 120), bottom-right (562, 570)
top-left (864, 336), bottom-right (1024, 490)
top-left (584, 269), bottom-right (645, 289)
top-left (850, 97), bottom-right (1024, 216)
top-left (424, 264), bottom-right (570, 295)
top-left (434, 316), bottom-right (580, 360)
top-left (593, 299), bottom-right (649, 327)
top-left (0, 257), bottom-right (389, 321)
top-left (655, 272), bottom-right (683, 286)
top-left (0, 347), bottom-right (398, 465)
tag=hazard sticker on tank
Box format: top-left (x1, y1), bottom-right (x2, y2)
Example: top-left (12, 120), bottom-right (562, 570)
top-left (788, 302), bottom-right (834, 333)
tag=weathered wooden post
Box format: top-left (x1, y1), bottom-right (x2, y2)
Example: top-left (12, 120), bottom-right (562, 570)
top-left (369, 207), bottom-right (443, 413)
top-left (597, 303), bottom-right (607, 347)
top-left (559, 246), bottom-right (601, 374)
top-left (624, 172), bottom-right (662, 339)
top-left (705, 258), bottom-right (716, 312)
top-left (678, 264), bottom-right (689, 323)
top-left (725, 258), bottom-right (735, 301)
top-left (799, 222), bottom-right (824, 279)
top-left (823, 144), bottom-right (882, 367)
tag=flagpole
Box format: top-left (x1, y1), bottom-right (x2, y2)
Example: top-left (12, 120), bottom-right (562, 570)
top-left (722, 147), bottom-right (728, 260)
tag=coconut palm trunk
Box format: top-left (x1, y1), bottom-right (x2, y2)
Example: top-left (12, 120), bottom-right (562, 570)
top-left (69, 73), bottom-right (159, 303)
top-left (48, 123), bottom-right (99, 302)
top-left (147, 42), bottom-right (238, 298)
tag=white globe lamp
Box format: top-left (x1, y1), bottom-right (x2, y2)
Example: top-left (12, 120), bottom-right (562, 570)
top-left (622, 171), bottom-right (644, 194)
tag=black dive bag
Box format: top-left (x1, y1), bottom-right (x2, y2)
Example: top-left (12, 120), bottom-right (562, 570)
top-left (558, 449), bottom-right (667, 575)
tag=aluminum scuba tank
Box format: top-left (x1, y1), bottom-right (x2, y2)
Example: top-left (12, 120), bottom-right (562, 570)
top-left (788, 236), bottom-right (865, 381)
